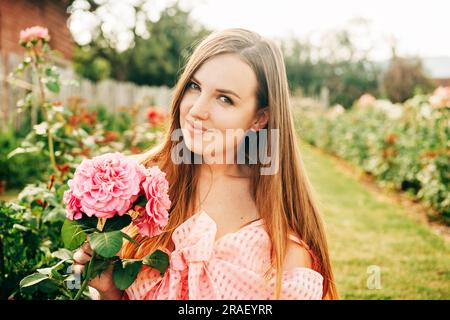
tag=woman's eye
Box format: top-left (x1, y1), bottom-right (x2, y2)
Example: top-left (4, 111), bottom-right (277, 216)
top-left (219, 95), bottom-right (233, 105)
top-left (188, 81), bottom-right (200, 90)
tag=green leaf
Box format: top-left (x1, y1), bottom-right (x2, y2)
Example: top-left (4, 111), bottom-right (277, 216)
top-left (37, 278), bottom-right (60, 294)
top-left (112, 259), bottom-right (142, 290)
top-left (37, 259), bottom-right (67, 276)
top-left (142, 250), bottom-right (170, 276)
top-left (103, 214), bottom-right (132, 232)
top-left (13, 223), bottom-right (29, 232)
top-left (46, 80), bottom-right (60, 93)
top-left (52, 248), bottom-right (73, 261)
top-left (44, 67), bottom-right (53, 77)
top-left (42, 43), bottom-right (50, 53)
top-left (7, 145), bottom-right (41, 158)
top-left (134, 195), bottom-right (147, 208)
top-left (20, 276), bottom-right (60, 295)
top-left (89, 256), bottom-right (113, 279)
top-left (20, 273), bottom-right (49, 289)
top-left (77, 215), bottom-right (99, 231)
top-left (90, 231), bottom-right (123, 258)
top-left (61, 219), bottom-right (87, 250)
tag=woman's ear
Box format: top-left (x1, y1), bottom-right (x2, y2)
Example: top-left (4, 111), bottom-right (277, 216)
top-left (250, 107), bottom-right (269, 132)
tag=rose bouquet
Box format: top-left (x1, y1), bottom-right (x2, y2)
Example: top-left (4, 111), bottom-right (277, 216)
top-left (20, 153), bottom-right (171, 299)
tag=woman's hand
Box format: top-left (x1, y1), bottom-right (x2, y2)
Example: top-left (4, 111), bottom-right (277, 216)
top-left (72, 240), bottom-right (123, 299)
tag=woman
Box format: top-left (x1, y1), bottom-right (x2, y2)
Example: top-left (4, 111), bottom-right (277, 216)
top-left (72, 28), bottom-right (339, 300)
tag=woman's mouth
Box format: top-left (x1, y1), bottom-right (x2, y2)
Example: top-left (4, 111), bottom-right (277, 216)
top-left (186, 119), bottom-right (210, 135)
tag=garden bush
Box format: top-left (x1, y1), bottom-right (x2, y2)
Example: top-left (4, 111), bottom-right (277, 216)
top-left (0, 128), bottom-right (48, 191)
top-left (295, 91), bottom-right (449, 224)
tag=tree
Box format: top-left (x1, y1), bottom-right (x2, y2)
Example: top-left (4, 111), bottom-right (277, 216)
top-left (71, 3), bottom-right (210, 86)
top-left (382, 54), bottom-right (435, 103)
top-left (126, 4), bottom-right (210, 86)
top-left (282, 29), bottom-right (380, 107)
top-left (283, 38), bottom-right (323, 96)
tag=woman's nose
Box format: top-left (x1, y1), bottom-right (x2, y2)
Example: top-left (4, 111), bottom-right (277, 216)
top-left (189, 97), bottom-right (209, 120)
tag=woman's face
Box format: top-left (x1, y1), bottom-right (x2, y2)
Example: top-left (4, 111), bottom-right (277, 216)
top-left (179, 53), bottom-right (266, 163)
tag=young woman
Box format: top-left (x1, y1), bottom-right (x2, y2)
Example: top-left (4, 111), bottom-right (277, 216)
top-left (72, 28), bottom-right (339, 300)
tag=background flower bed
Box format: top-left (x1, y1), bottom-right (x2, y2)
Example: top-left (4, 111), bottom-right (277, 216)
top-left (0, 100), bottom-right (164, 193)
top-left (294, 93), bottom-right (450, 224)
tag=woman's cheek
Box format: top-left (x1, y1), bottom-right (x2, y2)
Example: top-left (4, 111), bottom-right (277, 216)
top-left (179, 97), bottom-right (195, 121)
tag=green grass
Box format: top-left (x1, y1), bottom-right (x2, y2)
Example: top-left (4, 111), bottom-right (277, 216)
top-left (298, 140), bottom-right (450, 300)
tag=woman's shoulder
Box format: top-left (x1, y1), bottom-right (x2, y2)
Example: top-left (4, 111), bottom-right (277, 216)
top-left (284, 237), bottom-right (313, 271)
top-left (284, 231), bottom-right (319, 271)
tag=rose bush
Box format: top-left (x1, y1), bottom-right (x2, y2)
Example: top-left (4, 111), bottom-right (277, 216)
top-left (295, 92), bottom-right (449, 223)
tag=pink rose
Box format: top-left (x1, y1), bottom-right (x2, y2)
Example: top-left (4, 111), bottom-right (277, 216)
top-left (134, 166), bottom-right (171, 237)
top-left (19, 26), bottom-right (50, 44)
top-left (63, 187), bottom-right (82, 220)
top-left (65, 152), bottom-right (146, 219)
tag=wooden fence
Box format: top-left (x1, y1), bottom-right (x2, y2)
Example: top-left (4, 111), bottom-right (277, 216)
top-left (0, 52), bottom-right (173, 129)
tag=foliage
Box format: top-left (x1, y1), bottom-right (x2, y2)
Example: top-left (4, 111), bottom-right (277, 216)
top-left (0, 189), bottom-right (66, 299)
top-left (382, 56), bottom-right (435, 103)
top-left (283, 29), bottom-right (380, 107)
top-left (73, 50), bottom-right (111, 82)
top-left (19, 213), bottom-right (169, 300)
top-left (1, 25), bottom-right (169, 299)
top-left (295, 95), bottom-right (449, 223)
top-left (0, 129), bottom-right (48, 191)
top-left (72, 3), bottom-right (210, 85)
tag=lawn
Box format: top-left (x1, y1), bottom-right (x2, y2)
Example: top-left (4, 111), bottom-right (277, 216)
top-left (298, 140), bottom-right (450, 299)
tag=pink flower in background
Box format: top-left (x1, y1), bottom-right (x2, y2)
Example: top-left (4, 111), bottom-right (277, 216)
top-left (65, 152), bottom-right (146, 219)
top-left (134, 166), bottom-right (171, 237)
top-left (429, 86), bottom-right (450, 108)
top-left (357, 93), bottom-right (376, 108)
top-left (19, 26), bottom-right (50, 44)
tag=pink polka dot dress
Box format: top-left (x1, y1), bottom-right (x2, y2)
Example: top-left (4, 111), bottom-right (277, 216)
top-left (124, 210), bottom-right (324, 300)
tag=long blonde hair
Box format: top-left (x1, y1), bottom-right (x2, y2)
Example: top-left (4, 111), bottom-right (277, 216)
top-left (121, 28), bottom-right (339, 300)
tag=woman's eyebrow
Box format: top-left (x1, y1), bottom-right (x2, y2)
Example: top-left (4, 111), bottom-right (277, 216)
top-left (191, 76), bottom-right (241, 100)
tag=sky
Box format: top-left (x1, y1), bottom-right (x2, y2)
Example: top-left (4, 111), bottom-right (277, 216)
top-left (185, 0), bottom-right (450, 60)
top-left (69, 0), bottom-right (450, 61)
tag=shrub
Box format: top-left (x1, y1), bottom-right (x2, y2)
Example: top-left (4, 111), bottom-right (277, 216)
top-left (295, 93), bottom-right (449, 223)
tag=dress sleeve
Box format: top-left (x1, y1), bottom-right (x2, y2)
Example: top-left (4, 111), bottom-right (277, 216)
top-left (125, 265), bottom-right (165, 299)
top-left (276, 233), bottom-right (324, 300)
top-left (278, 267), bottom-right (324, 300)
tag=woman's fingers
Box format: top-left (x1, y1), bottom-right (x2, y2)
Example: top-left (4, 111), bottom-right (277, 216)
top-left (72, 264), bottom-right (84, 275)
top-left (73, 247), bottom-right (92, 265)
top-left (81, 240), bottom-right (93, 256)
